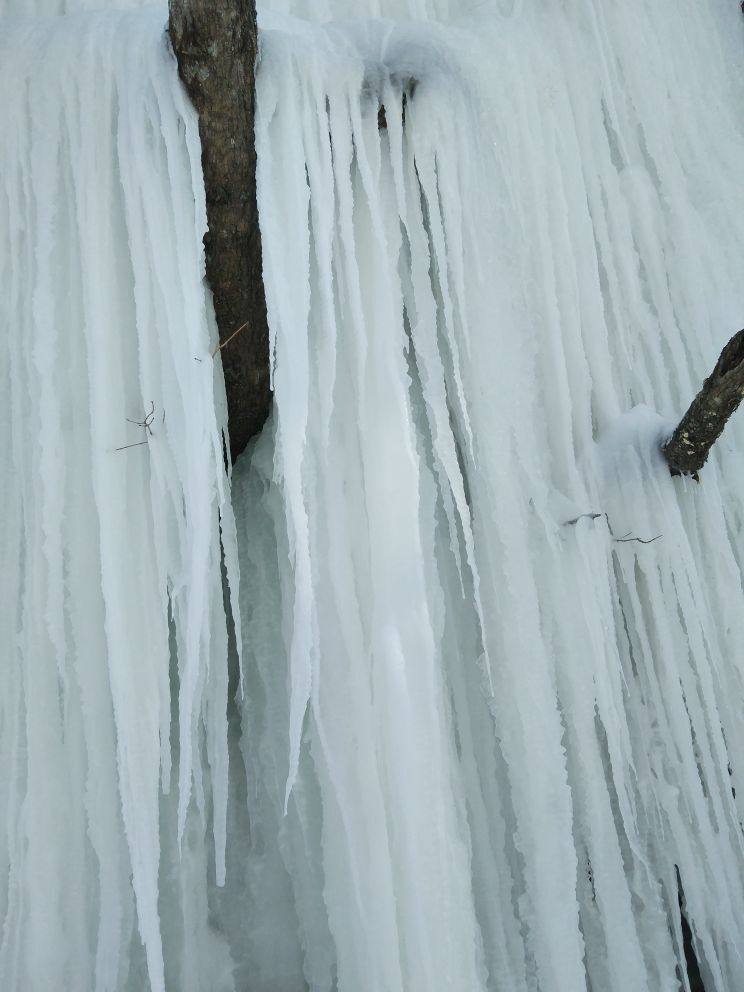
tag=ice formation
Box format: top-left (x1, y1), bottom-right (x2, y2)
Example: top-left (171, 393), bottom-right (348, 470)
top-left (0, 8), bottom-right (239, 991)
top-left (4, 0), bottom-right (744, 990)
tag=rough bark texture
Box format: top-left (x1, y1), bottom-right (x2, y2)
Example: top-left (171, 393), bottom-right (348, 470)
top-left (168, 0), bottom-right (271, 462)
top-left (663, 329), bottom-right (744, 478)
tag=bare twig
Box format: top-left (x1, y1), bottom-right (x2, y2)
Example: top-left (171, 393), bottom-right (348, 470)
top-left (115, 440), bottom-right (150, 452)
top-left (614, 534), bottom-right (662, 545)
top-left (126, 400), bottom-right (155, 436)
top-left (563, 511), bottom-right (661, 545)
top-left (211, 319), bottom-right (251, 358)
top-left (116, 401), bottom-right (156, 453)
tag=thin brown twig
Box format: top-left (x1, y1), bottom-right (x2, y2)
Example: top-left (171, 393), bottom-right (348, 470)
top-left (211, 320), bottom-right (250, 358)
top-left (563, 512), bottom-right (661, 545)
top-left (115, 401), bottom-right (156, 452)
top-left (115, 440), bottom-right (150, 452)
top-left (126, 400), bottom-right (155, 436)
top-left (614, 534), bottom-right (662, 545)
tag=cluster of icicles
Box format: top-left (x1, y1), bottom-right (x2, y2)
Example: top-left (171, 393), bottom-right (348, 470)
top-left (4, 0), bottom-right (744, 990)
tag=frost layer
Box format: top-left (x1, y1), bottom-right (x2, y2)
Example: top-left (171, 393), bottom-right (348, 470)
top-left (0, 9), bottom-right (239, 992)
top-left (234, 2), bottom-right (744, 991)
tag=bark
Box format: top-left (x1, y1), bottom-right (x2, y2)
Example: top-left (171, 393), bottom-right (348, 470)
top-left (663, 329), bottom-right (744, 478)
top-left (168, 0), bottom-right (271, 462)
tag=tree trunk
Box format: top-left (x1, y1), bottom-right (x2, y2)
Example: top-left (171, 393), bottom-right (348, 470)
top-left (168, 0), bottom-right (271, 462)
top-left (663, 329), bottom-right (744, 478)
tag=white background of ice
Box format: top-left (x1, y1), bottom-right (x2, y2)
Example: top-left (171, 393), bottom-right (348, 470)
top-left (3, 0), bottom-right (744, 990)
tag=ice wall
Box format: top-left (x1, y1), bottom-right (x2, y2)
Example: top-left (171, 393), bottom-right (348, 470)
top-left (0, 7), bottom-right (239, 992)
top-left (0, 0), bottom-right (153, 21)
top-left (235, 1), bottom-right (744, 991)
top-left (5, 0), bottom-right (744, 990)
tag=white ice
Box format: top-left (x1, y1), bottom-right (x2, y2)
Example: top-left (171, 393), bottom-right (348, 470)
top-left (239, 1), bottom-right (744, 991)
top-left (0, 7), bottom-right (238, 991)
top-left (4, 0), bottom-right (744, 990)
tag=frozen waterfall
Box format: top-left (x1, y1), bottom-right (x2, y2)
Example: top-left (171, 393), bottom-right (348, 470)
top-left (4, 0), bottom-right (744, 990)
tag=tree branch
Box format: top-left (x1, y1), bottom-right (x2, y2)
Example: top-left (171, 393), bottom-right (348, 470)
top-left (168, 0), bottom-right (271, 462)
top-left (663, 329), bottom-right (744, 478)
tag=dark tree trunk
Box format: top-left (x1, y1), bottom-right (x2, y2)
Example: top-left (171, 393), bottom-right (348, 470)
top-left (168, 0), bottom-right (271, 462)
top-left (663, 329), bottom-right (744, 478)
